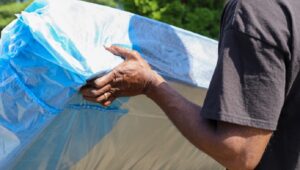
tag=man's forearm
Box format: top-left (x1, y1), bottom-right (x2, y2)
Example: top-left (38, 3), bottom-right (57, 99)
top-left (146, 81), bottom-right (270, 170)
top-left (146, 82), bottom-right (220, 158)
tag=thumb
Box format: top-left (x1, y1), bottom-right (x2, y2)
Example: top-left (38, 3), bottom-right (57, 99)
top-left (105, 45), bottom-right (139, 60)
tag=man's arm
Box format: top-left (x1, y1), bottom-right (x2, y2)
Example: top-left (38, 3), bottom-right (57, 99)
top-left (80, 46), bottom-right (272, 170)
top-left (147, 81), bottom-right (272, 170)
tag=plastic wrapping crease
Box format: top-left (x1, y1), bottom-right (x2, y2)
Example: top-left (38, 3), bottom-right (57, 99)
top-left (0, 0), bottom-right (219, 169)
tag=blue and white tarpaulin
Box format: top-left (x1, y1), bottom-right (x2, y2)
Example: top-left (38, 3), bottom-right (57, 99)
top-left (0, 0), bottom-right (220, 169)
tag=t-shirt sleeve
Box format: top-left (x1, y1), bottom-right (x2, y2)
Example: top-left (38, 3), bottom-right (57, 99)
top-left (201, 29), bottom-right (286, 131)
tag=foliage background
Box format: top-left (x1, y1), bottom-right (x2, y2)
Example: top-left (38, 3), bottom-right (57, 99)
top-left (0, 0), bottom-right (225, 39)
top-left (0, 1), bottom-right (32, 32)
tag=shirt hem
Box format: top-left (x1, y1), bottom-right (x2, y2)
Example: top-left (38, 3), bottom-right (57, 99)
top-left (201, 109), bottom-right (277, 131)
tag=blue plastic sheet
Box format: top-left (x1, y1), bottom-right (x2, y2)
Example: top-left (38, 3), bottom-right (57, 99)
top-left (0, 0), bottom-right (219, 169)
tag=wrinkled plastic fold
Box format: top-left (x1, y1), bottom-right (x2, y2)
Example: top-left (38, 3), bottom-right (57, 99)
top-left (0, 0), bottom-right (221, 169)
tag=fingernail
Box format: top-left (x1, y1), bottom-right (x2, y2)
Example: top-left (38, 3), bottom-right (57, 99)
top-left (104, 101), bottom-right (111, 106)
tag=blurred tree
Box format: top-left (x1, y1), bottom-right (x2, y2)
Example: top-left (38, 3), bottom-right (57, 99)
top-left (0, 0), bottom-right (28, 4)
top-left (0, 1), bottom-right (32, 33)
top-left (0, 0), bottom-right (14, 5)
top-left (83, 0), bottom-right (118, 7)
top-left (120, 0), bottom-right (225, 39)
top-left (0, 0), bottom-right (226, 39)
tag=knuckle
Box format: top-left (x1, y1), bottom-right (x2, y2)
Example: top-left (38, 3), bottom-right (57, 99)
top-left (110, 87), bottom-right (120, 96)
top-left (90, 89), bottom-right (98, 96)
top-left (106, 84), bottom-right (112, 91)
top-left (112, 70), bottom-right (119, 78)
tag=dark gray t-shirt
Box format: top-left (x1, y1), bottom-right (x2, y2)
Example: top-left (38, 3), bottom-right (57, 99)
top-left (201, 0), bottom-right (300, 169)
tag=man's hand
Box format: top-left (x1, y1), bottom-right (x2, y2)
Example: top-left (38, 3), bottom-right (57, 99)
top-left (80, 45), bottom-right (164, 106)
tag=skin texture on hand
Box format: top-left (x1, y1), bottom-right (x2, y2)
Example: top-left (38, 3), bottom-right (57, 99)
top-left (80, 45), bottom-right (164, 106)
top-left (80, 46), bottom-right (272, 170)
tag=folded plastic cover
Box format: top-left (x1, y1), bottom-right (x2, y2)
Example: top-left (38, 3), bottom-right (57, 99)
top-left (0, 0), bottom-right (220, 169)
